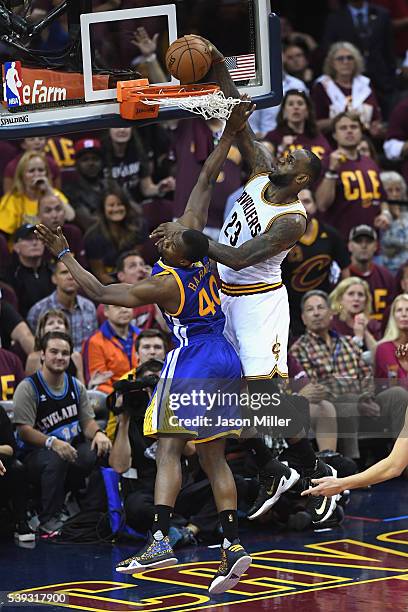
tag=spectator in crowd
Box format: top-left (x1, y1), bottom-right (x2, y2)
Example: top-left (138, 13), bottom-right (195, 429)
top-left (0, 288), bottom-right (34, 358)
top-left (135, 329), bottom-right (167, 363)
top-left (82, 305), bottom-right (140, 439)
top-left (0, 141), bottom-right (19, 197)
top-left (283, 188), bottom-right (350, 337)
top-left (3, 225), bottom-right (54, 318)
top-left (96, 251), bottom-right (168, 332)
top-left (110, 359), bottom-right (219, 545)
top-left (311, 42), bottom-right (382, 135)
top-left (0, 345), bottom-right (24, 401)
top-left (0, 151), bottom-right (75, 240)
top-left (37, 191), bottom-right (87, 268)
top-left (357, 134), bottom-right (379, 163)
top-left (3, 137), bottom-right (61, 195)
top-left (26, 259), bottom-right (97, 353)
top-left (263, 90), bottom-right (331, 161)
top-left (62, 138), bottom-right (106, 232)
top-left (316, 112), bottom-right (390, 239)
top-left (329, 276), bottom-right (381, 351)
top-left (25, 309), bottom-right (85, 383)
top-left (290, 290), bottom-right (407, 458)
top-left (84, 183), bottom-right (147, 284)
top-left (249, 71), bottom-right (308, 138)
top-left (102, 127), bottom-right (175, 203)
top-left (384, 98), bottom-right (408, 186)
top-left (0, 405), bottom-right (35, 542)
top-left (375, 294), bottom-right (408, 386)
top-left (323, 0), bottom-right (396, 114)
top-left (288, 353), bottom-right (338, 452)
top-left (397, 261), bottom-right (408, 294)
top-left (344, 225), bottom-right (397, 324)
top-left (13, 331), bottom-right (111, 536)
top-left (283, 40), bottom-right (315, 88)
top-left (378, 171), bottom-right (408, 274)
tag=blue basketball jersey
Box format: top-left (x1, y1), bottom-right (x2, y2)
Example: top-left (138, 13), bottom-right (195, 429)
top-left (152, 257), bottom-right (225, 346)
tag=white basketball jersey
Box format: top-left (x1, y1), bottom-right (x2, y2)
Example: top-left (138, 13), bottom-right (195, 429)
top-left (218, 173), bottom-right (306, 286)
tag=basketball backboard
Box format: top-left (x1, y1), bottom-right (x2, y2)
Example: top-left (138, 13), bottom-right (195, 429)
top-left (0, 0), bottom-right (282, 137)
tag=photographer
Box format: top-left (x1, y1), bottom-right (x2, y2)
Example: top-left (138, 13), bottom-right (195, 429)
top-left (109, 359), bottom-right (219, 546)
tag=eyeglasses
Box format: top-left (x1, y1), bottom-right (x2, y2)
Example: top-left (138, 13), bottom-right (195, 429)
top-left (334, 55), bottom-right (354, 62)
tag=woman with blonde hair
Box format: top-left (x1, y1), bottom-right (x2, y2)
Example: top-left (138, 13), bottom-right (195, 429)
top-left (311, 41), bottom-right (382, 136)
top-left (375, 294), bottom-right (408, 387)
top-left (0, 150), bottom-right (74, 239)
top-left (329, 276), bottom-right (381, 351)
top-left (26, 309), bottom-right (84, 383)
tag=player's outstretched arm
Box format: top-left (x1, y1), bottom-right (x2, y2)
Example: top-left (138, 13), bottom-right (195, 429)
top-left (302, 410), bottom-right (408, 497)
top-left (208, 213), bottom-right (306, 271)
top-left (176, 95), bottom-right (255, 232)
top-left (35, 225), bottom-right (177, 310)
top-left (201, 37), bottom-right (274, 176)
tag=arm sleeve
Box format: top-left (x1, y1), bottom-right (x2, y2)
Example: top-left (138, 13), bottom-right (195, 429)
top-left (12, 379), bottom-right (38, 426)
top-left (76, 380), bottom-right (96, 428)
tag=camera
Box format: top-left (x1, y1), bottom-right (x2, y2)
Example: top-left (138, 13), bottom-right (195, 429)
top-left (108, 372), bottom-right (160, 417)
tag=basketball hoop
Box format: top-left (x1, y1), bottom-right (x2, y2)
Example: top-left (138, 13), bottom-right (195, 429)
top-left (117, 81), bottom-right (241, 121)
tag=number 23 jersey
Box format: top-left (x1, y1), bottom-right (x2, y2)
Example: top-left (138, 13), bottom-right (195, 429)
top-left (218, 173), bottom-right (306, 287)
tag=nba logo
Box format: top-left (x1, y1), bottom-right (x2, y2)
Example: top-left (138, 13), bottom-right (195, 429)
top-left (4, 61), bottom-right (23, 108)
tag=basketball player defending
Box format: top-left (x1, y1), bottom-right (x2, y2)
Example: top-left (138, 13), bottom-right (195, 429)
top-left (36, 100), bottom-right (253, 596)
top-left (152, 40), bottom-right (338, 524)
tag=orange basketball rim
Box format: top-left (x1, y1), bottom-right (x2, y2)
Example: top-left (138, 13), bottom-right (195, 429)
top-left (117, 79), bottom-right (220, 120)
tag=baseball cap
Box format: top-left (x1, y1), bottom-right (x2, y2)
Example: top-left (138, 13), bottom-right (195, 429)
top-left (349, 225), bottom-right (377, 242)
top-left (13, 224), bottom-right (37, 242)
top-left (74, 138), bottom-right (103, 157)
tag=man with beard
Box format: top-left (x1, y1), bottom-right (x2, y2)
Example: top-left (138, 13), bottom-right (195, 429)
top-left (152, 38), bottom-right (341, 527)
top-left (315, 112), bottom-right (390, 240)
top-left (282, 189), bottom-right (350, 337)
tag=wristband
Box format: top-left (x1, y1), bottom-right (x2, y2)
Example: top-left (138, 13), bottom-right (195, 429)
top-left (325, 171), bottom-right (339, 180)
top-left (93, 428), bottom-right (106, 439)
top-left (57, 248), bottom-right (71, 260)
top-left (144, 53), bottom-right (157, 63)
top-left (45, 435), bottom-right (57, 450)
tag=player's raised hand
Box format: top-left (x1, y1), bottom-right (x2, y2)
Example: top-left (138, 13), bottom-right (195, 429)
top-left (0, 459), bottom-right (5, 476)
top-left (225, 94), bottom-right (256, 134)
top-left (131, 27), bottom-right (159, 57)
top-left (150, 221), bottom-right (187, 244)
top-left (301, 476), bottom-right (344, 498)
top-left (35, 224), bottom-right (69, 257)
top-left (195, 36), bottom-right (224, 63)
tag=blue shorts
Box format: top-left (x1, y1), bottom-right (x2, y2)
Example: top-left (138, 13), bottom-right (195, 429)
top-left (144, 335), bottom-right (242, 442)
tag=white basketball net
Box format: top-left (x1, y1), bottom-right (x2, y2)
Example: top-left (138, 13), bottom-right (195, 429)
top-left (140, 90), bottom-right (241, 120)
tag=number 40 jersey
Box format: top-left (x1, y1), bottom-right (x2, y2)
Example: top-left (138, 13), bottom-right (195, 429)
top-left (218, 173), bottom-right (306, 290)
top-left (151, 256), bottom-right (226, 346)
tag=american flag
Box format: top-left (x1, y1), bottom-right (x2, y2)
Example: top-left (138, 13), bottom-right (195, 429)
top-left (225, 53), bottom-right (256, 81)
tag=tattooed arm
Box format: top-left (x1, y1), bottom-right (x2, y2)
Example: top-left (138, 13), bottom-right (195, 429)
top-left (209, 213), bottom-right (306, 271)
top-left (203, 38), bottom-right (274, 176)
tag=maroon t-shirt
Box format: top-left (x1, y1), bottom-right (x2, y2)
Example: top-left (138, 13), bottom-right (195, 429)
top-left (264, 127), bottom-right (331, 161)
top-left (311, 81), bottom-right (382, 123)
top-left (318, 155), bottom-right (386, 240)
top-left (173, 119), bottom-right (242, 229)
top-left (0, 348), bottom-right (24, 401)
top-left (345, 263), bottom-right (397, 323)
top-left (330, 313), bottom-right (382, 341)
top-left (386, 97), bottom-right (408, 185)
top-left (4, 153), bottom-right (60, 185)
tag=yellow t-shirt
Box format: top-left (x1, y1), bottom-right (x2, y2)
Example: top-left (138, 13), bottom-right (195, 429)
top-left (0, 188), bottom-right (68, 236)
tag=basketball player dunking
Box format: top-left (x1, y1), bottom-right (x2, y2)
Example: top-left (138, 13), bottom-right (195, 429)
top-left (152, 38), bottom-right (339, 525)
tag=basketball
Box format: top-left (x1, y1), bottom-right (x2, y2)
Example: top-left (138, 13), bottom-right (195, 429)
top-left (165, 35), bottom-right (212, 84)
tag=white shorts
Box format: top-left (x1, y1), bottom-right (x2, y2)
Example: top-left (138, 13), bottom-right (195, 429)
top-left (221, 285), bottom-right (290, 379)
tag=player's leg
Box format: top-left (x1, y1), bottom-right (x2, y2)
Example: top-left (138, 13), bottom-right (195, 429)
top-left (197, 438), bottom-right (251, 595)
top-left (116, 435), bottom-right (187, 574)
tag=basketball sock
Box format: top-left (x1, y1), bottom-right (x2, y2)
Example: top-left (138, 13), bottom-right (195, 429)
top-left (219, 510), bottom-right (239, 548)
top-left (282, 438), bottom-right (316, 471)
top-left (152, 505), bottom-right (173, 540)
top-left (241, 438), bottom-right (274, 469)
